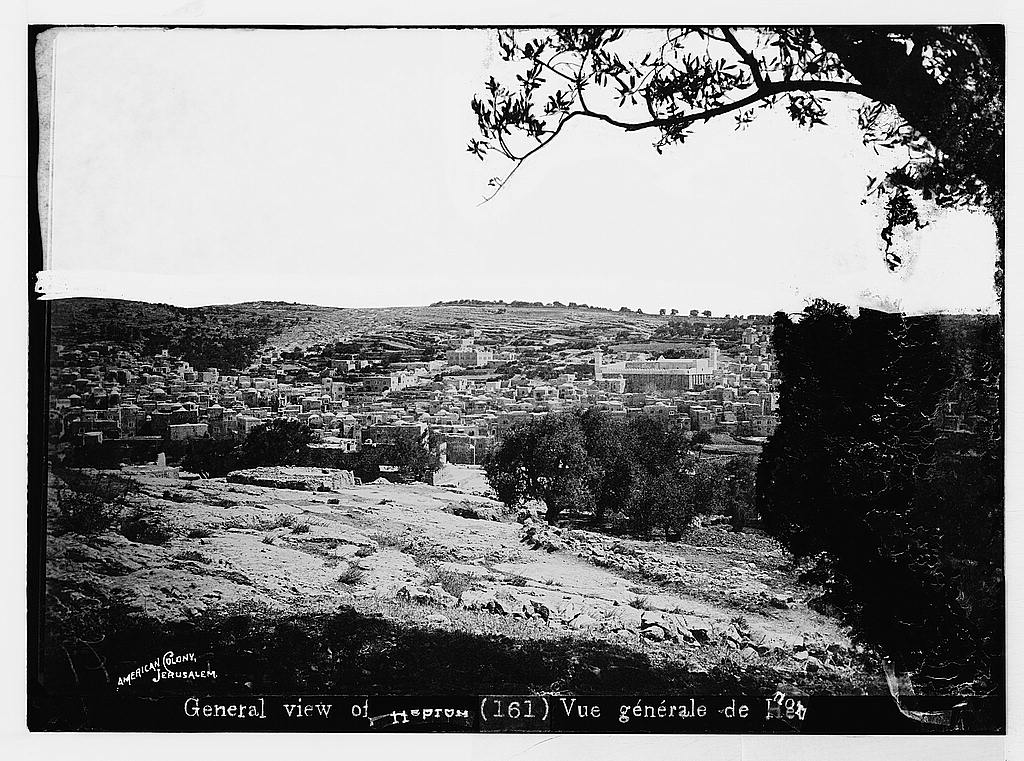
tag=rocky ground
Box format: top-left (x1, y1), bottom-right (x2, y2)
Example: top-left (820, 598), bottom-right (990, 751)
top-left (45, 464), bottom-right (887, 695)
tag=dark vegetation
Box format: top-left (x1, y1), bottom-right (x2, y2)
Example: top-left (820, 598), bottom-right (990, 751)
top-left (758, 301), bottom-right (1002, 691)
top-left (431, 299), bottom-right (616, 311)
top-left (52, 471), bottom-right (136, 536)
top-left (468, 25), bottom-right (1004, 695)
top-left (49, 298), bottom-right (298, 372)
top-left (38, 595), bottom-right (874, 730)
top-left (179, 419), bottom-right (442, 484)
top-left (50, 467), bottom-right (173, 546)
top-left (484, 410), bottom-right (757, 536)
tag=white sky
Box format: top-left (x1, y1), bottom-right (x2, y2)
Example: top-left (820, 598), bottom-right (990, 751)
top-left (36, 26), bottom-right (1001, 315)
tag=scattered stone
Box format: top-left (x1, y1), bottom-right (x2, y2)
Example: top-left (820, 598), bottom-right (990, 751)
top-left (641, 610), bottom-right (680, 638)
top-left (395, 584), bottom-right (432, 604)
top-left (739, 646), bottom-right (760, 662)
top-left (460, 590), bottom-right (500, 612)
top-left (425, 585), bottom-right (459, 608)
top-left (445, 502), bottom-right (501, 521)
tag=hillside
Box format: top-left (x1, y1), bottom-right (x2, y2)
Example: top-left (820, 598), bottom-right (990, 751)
top-left (43, 463), bottom-right (885, 710)
top-left (48, 297), bottom-right (737, 371)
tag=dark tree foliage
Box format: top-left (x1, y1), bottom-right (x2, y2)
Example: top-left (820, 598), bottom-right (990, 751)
top-left (178, 426), bottom-right (441, 485)
top-left (484, 414), bottom-right (594, 522)
top-left (721, 455), bottom-right (758, 531)
top-left (50, 299), bottom-right (291, 372)
top-left (485, 410), bottom-right (754, 537)
top-left (469, 27), bottom-right (1003, 273)
top-left (179, 438), bottom-right (240, 477)
top-left (358, 434), bottom-right (443, 484)
top-left (237, 419), bottom-right (315, 468)
top-left (758, 300), bottom-right (1002, 688)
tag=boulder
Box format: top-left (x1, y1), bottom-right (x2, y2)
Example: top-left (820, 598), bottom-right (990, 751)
top-left (688, 627), bottom-right (711, 645)
top-left (609, 606), bottom-right (643, 629)
top-left (540, 536), bottom-right (565, 553)
top-left (641, 610), bottom-right (680, 638)
top-left (497, 591), bottom-right (534, 618)
top-left (395, 585), bottom-right (432, 604)
top-left (642, 625), bottom-right (668, 641)
top-left (569, 613), bottom-right (598, 630)
top-left (425, 585), bottom-right (459, 608)
top-left (739, 646), bottom-right (760, 663)
top-left (446, 502), bottom-right (501, 521)
top-left (460, 590), bottom-right (500, 612)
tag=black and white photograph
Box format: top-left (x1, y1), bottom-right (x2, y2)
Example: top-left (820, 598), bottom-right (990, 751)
top-left (13, 2), bottom-right (1018, 756)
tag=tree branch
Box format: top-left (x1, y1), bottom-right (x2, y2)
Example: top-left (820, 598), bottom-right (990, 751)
top-left (721, 27), bottom-right (766, 87)
top-left (579, 79), bottom-right (865, 132)
top-left (477, 111), bottom-right (590, 205)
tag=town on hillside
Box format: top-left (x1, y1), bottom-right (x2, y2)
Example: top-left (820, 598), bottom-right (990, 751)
top-left (47, 302), bottom-right (780, 470)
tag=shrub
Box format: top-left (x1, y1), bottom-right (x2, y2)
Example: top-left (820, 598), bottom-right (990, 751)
top-left (174, 550), bottom-right (211, 564)
top-left (290, 523), bottom-right (311, 534)
top-left (52, 471), bottom-right (137, 536)
top-left (120, 511), bottom-right (173, 545)
top-left (628, 596), bottom-right (651, 611)
top-left (337, 565), bottom-right (365, 585)
top-left (187, 527), bottom-right (213, 539)
top-left (423, 565), bottom-right (474, 598)
top-left (354, 546), bottom-right (376, 558)
top-left (53, 489), bottom-right (123, 536)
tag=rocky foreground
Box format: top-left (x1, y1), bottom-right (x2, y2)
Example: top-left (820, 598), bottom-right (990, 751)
top-left (45, 464), bottom-right (886, 695)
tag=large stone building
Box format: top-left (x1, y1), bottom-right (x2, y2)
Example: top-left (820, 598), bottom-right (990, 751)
top-left (594, 344), bottom-right (719, 393)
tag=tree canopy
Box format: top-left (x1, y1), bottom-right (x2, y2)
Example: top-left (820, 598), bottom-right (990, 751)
top-left (758, 302), bottom-right (1002, 686)
top-left (469, 27), bottom-right (1003, 273)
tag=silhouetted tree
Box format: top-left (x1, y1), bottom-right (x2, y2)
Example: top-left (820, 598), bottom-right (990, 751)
top-left (469, 27), bottom-right (1004, 274)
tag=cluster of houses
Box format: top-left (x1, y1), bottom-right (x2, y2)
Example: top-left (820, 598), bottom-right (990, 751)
top-left (48, 320), bottom-right (782, 467)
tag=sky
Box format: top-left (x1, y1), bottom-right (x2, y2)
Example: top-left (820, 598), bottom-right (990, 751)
top-left (35, 26), bottom-right (1001, 315)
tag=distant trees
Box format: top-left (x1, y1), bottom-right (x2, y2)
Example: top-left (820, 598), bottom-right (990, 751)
top-left (690, 429), bottom-right (713, 448)
top-left (485, 410), bottom-right (757, 537)
top-left (237, 419), bottom-right (314, 467)
top-left (180, 422), bottom-right (441, 484)
top-left (484, 414), bottom-right (594, 522)
top-left (358, 434), bottom-right (443, 484)
top-left (689, 310), bottom-right (699, 317)
top-left (758, 299), bottom-right (1002, 687)
top-left (721, 456), bottom-right (757, 531)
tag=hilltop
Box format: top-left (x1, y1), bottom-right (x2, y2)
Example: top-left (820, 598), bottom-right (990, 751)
top-left (48, 297), bottom-right (744, 373)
